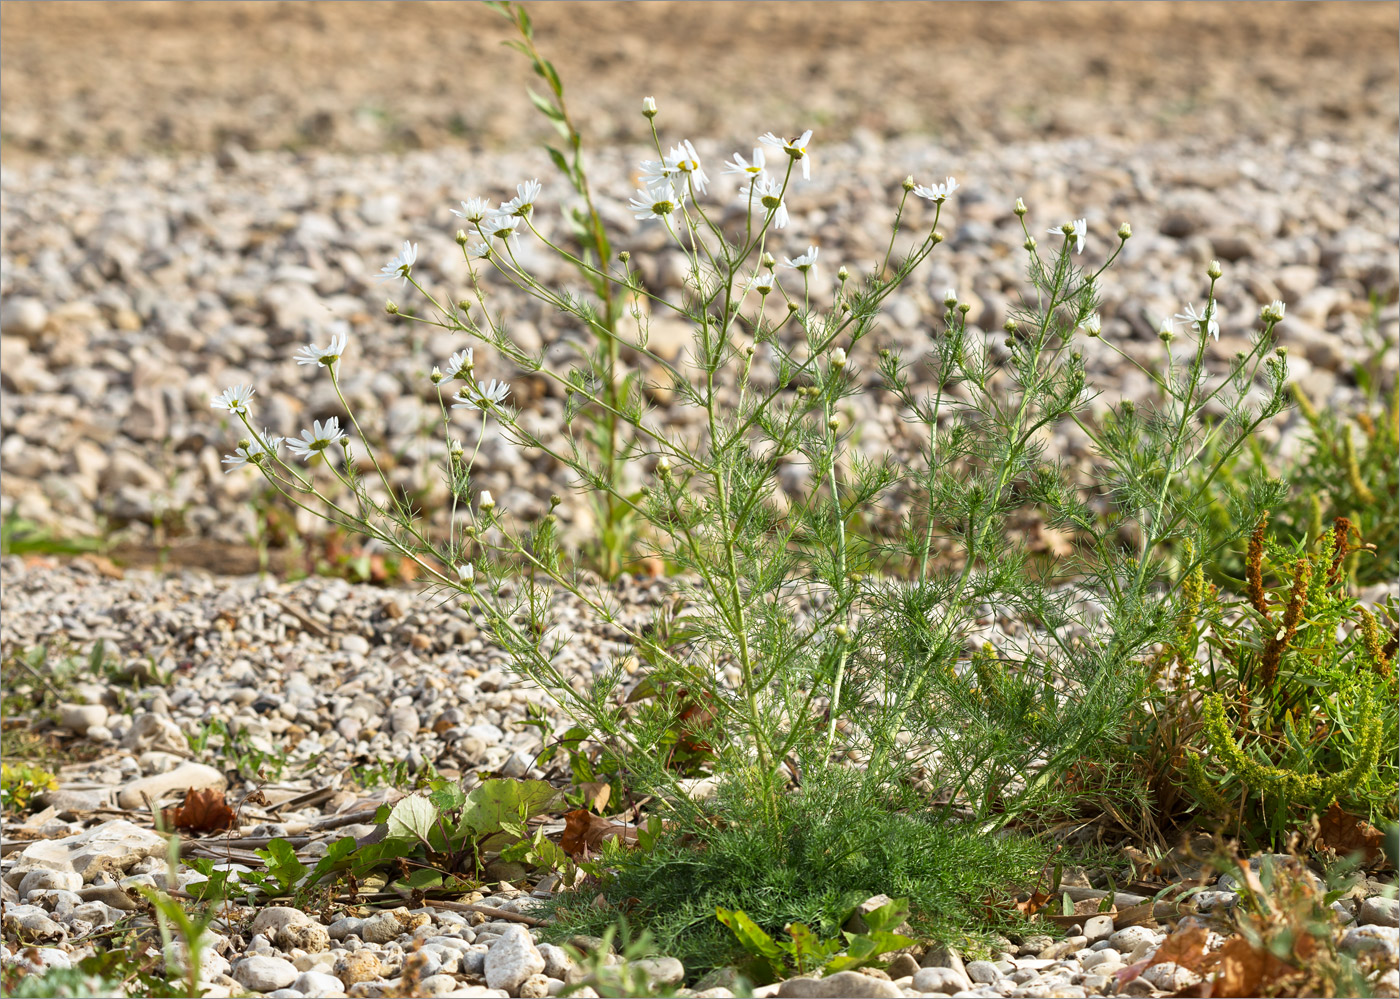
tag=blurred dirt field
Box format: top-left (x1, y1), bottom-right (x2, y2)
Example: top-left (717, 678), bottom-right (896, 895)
top-left (2, 1), bottom-right (1397, 161)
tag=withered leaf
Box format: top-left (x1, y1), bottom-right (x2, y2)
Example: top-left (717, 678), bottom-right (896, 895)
top-left (576, 781), bottom-right (612, 814)
top-left (1188, 934), bottom-right (1301, 998)
top-left (1317, 801), bottom-right (1386, 868)
top-left (559, 808), bottom-right (639, 858)
top-left (161, 787), bottom-right (236, 832)
top-left (1146, 926), bottom-right (1209, 974)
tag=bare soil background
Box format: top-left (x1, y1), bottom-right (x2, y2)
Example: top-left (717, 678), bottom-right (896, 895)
top-left (2, 1), bottom-right (1397, 161)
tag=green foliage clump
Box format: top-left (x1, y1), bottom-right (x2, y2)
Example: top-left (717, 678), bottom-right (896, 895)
top-left (540, 769), bottom-right (1048, 982)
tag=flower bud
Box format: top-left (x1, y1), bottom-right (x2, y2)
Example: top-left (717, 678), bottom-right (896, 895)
top-left (902, 175), bottom-right (916, 192)
top-left (943, 288), bottom-right (958, 308)
top-left (879, 348), bottom-right (891, 359)
top-left (386, 300), bottom-right (399, 315)
top-left (1024, 237), bottom-right (1037, 251)
top-left (1260, 300), bottom-right (1286, 324)
top-left (1207, 259), bottom-right (1222, 280)
top-left (642, 96), bottom-right (658, 118)
top-left (761, 252), bottom-right (776, 269)
top-left (1004, 338), bottom-right (1015, 349)
top-left (1014, 197), bottom-right (1027, 217)
top-left (479, 490), bottom-right (496, 513)
top-left (550, 494), bottom-right (562, 508)
top-left (457, 563), bottom-right (475, 583)
top-left (834, 623), bottom-right (849, 639)
top-left (237, 438), bottom-right (251, 451)
top-left (787, 302), bottom-right (799, 314)
top-left (837, 266), bottom-right (849, 283)
top-left (430, 366), bottom-right (444, 384)
top-left (618, 250), bottom-right (631, 263)
top-left (827, 416), bottom-right (840, 431)
top-left (1275, 346), bottom-right (1288, 358)
top-left (455, 230), bottom-right (468, 246)
top-left (1117, 222), bottom-right (1132, 240)
top-left (830, 347), bottom-right (847, 369)
top-left (457, 300), bottom-right (472, 314)
top-left (930, 231), bottom-right (943, 245)
top-left (1002, 318), bottom-right (1018, 334)
top-left (1082, 313), bottom-right (1102, 337)
top-left (1158, 318), bottom-right (1175, 342)
top-left (656, 456), bottom-right (671, 476)
top-left (958, 302), bottom-right (971, 315)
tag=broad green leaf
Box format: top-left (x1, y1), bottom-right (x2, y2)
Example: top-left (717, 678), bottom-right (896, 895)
top-left (461, 779), bottom-right (558, 834)
top-left (428, 779), bottom-right (467, 813)
top-left (716, 908), bottom-right (785, 965)
top-left (395, 868), bottom-right (444, 891)
top-left (386, 794), bottom-right (439, 845)
top-left (305, 835), bottom-right (359, 887)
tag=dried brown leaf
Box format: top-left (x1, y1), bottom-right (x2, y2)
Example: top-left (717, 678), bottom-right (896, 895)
top-left (1317, 801), bottom-right (1386, 868)
top-left (559, 808), bottom-right (638, 858)
top-left (576, 781), bottom-right (612, 814)
top-left (161, 787), bottom-right (236, 832)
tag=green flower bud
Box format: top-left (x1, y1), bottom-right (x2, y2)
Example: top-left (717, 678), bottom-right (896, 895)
top-left (1117, 222), bottom-right (1132, 240)
top-left (1014, 197), bottom-right (1027, 217)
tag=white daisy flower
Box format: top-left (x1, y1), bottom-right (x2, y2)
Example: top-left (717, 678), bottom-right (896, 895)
top-left (783, 246), bottom-right (819, 276)
top-left (742, 177), bottom-right (789, 228)
top-left (501, 179), bottom-right (542, 217)
top-left (1048, 219), bottom-right (1088, 255)
top-left (668, 140), bottom-right (709, 195)
top-left (638, 156), bottom-right (681, 188)
top-left (1082, 313), bottom-right (1102, 337)
top-left (484, 212), bottom-right (522, 244)
top-left (749, 270), bottom-right (777, 295)
top-left (451, 197), bottom-right (490, 223)
top-left (453, 379), bottom-right (512, 411)
top-left (456, 562), bottom-right (475, 583)
top-left (286, 417), bottom-right (347, 461)
top-left (445, 348), bottom-right (474, 380)
top-left (222, 430), bottom-right (282, 472)
top-left (760, 130), bottom-right (814, 180)
top-left (642, 96), bottom-right (658, 117)
top-left (294, 328), bottom-right (349, 367)
top-left (629, 182), bottom-right (683, 222)
top-left (913, 176), bottom-right (960, 204)
top-left (1175, 301), bottom-right (1220, 341)
top-left (378, 241), bottom-right (418, 286)
top-left (1260, 300), bottom-right (1286, 324)
top-left (467, 241), bottom-right (491, 260)
top-left (211, 384), bottom-right (255, 415)
top-left (723, 147), bottom-right (767, 180)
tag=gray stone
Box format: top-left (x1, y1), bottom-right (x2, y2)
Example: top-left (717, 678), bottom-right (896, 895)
top-left (360, 910), bottom-right (408, 944)
top-left (328, 916), bottom-right (365, 940)
top-left (1107, 925), bottom-right (1159, 955)
top-left (8, 819), bottom-right (167, 883)
top-left (1141, 961), bottom-right (1202, 991)
top-left (35, 787), bottom-right (115, 811)
top-left (117, 761), bottom-right (226, 809)
top-left (1342, 924), bottom-right (1399, 962)
top-left (1081, 914), bottom-right (1114, 944)
top-left (232, 956), bottom-right (299, 994)
top-left (913, 966), bottom-right (973, 994)
top-left (121, 711), bottom-right (190, 754)
top-left (19, 868), bottom-right (83, 898)
top-left (965, 960), bottom-right (1001, 984)
top-left (292, 971), bottom-right (346, 995)
top-left (776, 971), bottom-right (903, 998)
top-left (630, 956), bottom-right (684, 988)
top-left (1360, 896), bottom-right (1400, 928)
top-left (484, 923), bottom-right (546, 994)
top-left (58, 702), bottom-right (109, 735)
top-left (537, 942), bottom-right (572, 980)
top-left (1, 904), bottom-right (66, 943)
top-left (250, 906), bottom-right (330, 952)
top-left (2, 297), bottom-right (48, 338)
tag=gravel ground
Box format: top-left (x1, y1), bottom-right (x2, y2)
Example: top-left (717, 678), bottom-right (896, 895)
top-left (2, 3), bottom-right (1398, 996)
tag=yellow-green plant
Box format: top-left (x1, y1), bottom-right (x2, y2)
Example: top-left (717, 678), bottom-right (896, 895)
top-left (0, 761), bottom-right (57, 813)
top-left (1176, 518), bottom-right (1398, 847)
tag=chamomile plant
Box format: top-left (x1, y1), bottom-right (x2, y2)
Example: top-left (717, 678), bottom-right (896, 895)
top-left (214, 11), bottom-right (1293, 830)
